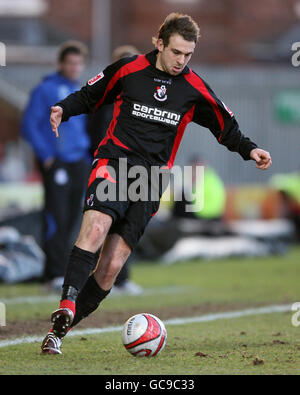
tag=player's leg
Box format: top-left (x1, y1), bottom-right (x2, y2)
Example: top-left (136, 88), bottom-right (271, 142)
top-left (41, 209), bottom-right (113, 354)
top-left (94, 233), bottom-right (132, 289)
top-left (69, 197), bottom-right (161, 330)
top-left (93, 248), bottom-right (140, 294)
top-left (54, 156), bottom-right (127, 331)
top-left (70, 233), bottom-right (131, 328)
top-left (74, 209), bottom-right (113, 252)
top-left (47, 210), bottom-right (112, 337)
top-left (41, 158), bottom-right (126, 353)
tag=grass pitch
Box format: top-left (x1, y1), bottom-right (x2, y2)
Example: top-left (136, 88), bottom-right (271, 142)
top-left (0, 247), bottom-right (300, 375)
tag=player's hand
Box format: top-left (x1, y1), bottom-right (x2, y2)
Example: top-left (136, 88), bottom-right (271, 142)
top-left (50, 106), bottom-right (63, 138)
top-left (250, 148), bottom-right (272, 170)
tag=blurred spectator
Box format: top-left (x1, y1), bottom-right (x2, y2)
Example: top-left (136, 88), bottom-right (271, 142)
top-left (21, 41), bottom-right (91, 290)
top-left (270, 171), bottom-right (300, 242)
top-left (87, 45), bottom-right (143, 295)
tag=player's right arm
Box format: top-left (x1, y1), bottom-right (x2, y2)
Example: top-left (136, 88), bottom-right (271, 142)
top-left (51, 57), bottom-right (132, 137)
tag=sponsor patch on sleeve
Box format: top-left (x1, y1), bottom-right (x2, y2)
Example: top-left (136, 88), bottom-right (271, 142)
top-left (88, 71), bottom-right (104, 86)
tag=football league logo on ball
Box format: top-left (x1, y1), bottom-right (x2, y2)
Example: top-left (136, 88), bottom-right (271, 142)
top-left (154, 85), bottom-right (167, 102)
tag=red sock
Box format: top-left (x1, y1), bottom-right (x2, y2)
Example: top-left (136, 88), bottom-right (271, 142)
top-left (59, 299), bottom-right (76, 316)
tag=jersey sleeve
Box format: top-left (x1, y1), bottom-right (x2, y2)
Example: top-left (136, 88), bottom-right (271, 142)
top-left (192, 79), bottom-right (258, 161)
top-left (56, 56), bottom-right (137, 122)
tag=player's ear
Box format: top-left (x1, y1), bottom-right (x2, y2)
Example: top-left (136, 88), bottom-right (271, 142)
top-left (156, 38), bottom-right (165, 52)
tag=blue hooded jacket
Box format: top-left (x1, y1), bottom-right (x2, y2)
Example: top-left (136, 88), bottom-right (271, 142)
top-left (21, 72), bottom-right (90, 163)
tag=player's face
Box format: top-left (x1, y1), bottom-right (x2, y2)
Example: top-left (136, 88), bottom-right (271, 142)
top-left (156, 34), bottom-right (195, 76)
top-left (59, 54), bottom-right (85, 81)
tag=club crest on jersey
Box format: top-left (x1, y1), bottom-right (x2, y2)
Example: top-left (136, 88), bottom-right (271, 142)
top-left (88, 72), bottom-right (104, 86)
top-left (154, 85), bottom-right (167, 102)
top-left (86, 194), bottom-right (94, 207)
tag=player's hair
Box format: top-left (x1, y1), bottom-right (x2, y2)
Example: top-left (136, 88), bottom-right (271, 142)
top-left (58, 40), bottom-right (89, 63)
top-left (153, 13), bottom-right (201, 47)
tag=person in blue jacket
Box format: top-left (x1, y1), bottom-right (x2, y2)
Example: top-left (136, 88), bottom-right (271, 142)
top-left (21, 41), bottom-right (91, 290)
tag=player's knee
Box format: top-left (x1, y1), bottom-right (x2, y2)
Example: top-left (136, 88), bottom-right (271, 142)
top-left (78, 218), bottom-right (107, 251)
top-left (89, 221), bottom-right (107, 245)
top-left (91, 219), bottom-right (106, 237)
top-left (109, 258), bottom-right (124, 276)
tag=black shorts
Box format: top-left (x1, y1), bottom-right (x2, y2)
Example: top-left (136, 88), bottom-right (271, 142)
top-left (84, 157), bottom-right (169, 250)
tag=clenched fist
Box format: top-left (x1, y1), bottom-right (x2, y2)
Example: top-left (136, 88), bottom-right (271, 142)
top-left (250, 148), bottom-right (272, 170)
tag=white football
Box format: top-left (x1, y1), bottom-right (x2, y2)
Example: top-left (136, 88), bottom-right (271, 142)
top-left (122, 313), bottom-right (167, 357)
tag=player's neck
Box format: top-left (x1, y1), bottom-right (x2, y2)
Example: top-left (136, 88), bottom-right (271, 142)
top-left (155, 52), bottom-right (167, 74)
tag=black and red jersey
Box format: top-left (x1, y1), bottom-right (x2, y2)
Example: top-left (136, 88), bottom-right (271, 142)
top-left (57, 49), bottom-right (257, 168)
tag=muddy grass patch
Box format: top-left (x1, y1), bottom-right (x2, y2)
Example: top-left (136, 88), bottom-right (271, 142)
top-left (0, 301), bottom-right (273, 340)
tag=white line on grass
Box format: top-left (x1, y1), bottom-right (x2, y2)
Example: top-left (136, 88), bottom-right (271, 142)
top-left (1, 286), bottom-right (189, 305)
top-left (2, 295), bottom-right (59, 305)
top-left (0, 304), bottom-right (292, 349)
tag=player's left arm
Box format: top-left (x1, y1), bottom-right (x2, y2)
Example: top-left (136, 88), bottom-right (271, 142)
top-left (192, 81), bottom-right (272, 170)
top-left (53, 56), bottom-right (135, 129)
